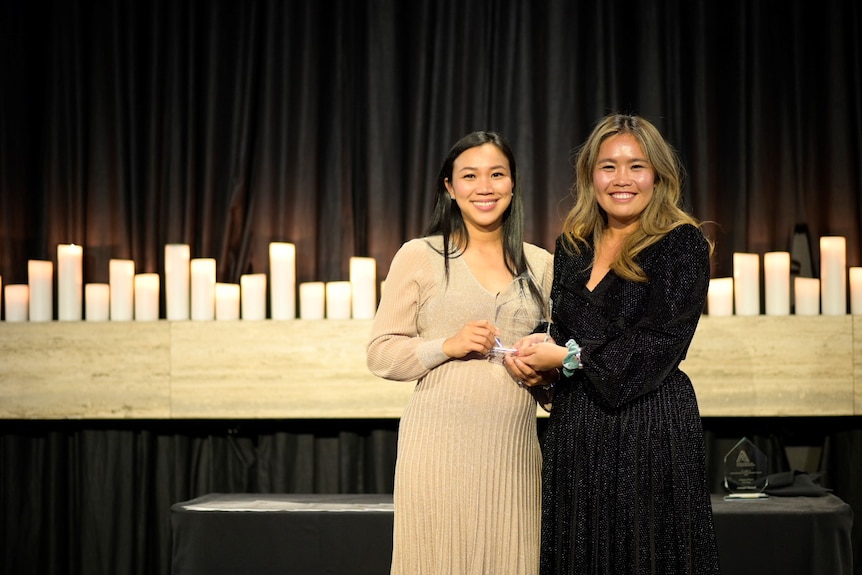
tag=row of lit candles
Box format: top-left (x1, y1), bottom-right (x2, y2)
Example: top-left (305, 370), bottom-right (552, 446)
top-left (707, 237), bottom-right (862, 315)
top-left (0, 242), bottom-right (380, 321)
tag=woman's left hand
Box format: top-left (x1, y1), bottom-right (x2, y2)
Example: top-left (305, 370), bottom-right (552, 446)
top-left (503, 353), bottom-right (559, 388)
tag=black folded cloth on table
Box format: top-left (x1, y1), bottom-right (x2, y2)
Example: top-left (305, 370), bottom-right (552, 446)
top-left (763, 470), bottom-right (832, 496)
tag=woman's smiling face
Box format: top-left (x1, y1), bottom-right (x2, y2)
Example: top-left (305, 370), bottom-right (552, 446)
top-left (445, 143), bottom-right (513, 236)
top-left (593, 133), bottom-right (655, 230)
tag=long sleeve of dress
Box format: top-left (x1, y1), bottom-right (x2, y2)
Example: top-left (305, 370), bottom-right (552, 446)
top-left (551, 224), bottom-right (710, 409)
top-left (366, 239), bottom-right (450, 382)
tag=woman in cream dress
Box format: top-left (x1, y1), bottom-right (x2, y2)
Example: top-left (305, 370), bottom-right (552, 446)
top-left (367, 131), bottom-right (553, 575)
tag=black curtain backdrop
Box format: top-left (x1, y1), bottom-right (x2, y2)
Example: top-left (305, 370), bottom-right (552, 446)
top-left (2, 1), bottom-right (862, 575)
top-left (1, 0), bottom-right (860, 291)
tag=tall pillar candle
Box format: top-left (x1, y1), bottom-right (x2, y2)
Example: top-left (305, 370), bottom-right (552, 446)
top-left (165, 244), bottom-right (190, 320)
top-left (299, 282), bottom-right (325, 320)
top-left (5, 285), bottom-right (29, 322)
top-left (269, 242), bottom-right (296, 320)
top-left (190, 258), bottom-right (216, 321)
top-left (240, 273), bottom-right (267, 320)
top-left (707, 277), bottom-right (734, 316)
top-left (85, 283), bottom-right (110, 321)
top-left (28, 260), bottom-right (53, 321)
top-left (109, 259), bottom-right (135, 321)
top-left (350, 257), bottom-right (377, 319)
top-left (763, 251), bottom-right (790, 315)
top-left (794, 277), bottom-right (820, 315)
top-left (134, 273), bottom-right (160, 321)
top-left (850, 267), bottom-right (862, 315)
top-left (215, 283), bottom-right (240, 320)
top-left (732, 252), bottom-right (760, 315)
top-left (325, 281), bottom-right (351, 319)
top-left (57, 244), bottom-right (83, 320)
top-left (820, 236), bottom-right (846, 315)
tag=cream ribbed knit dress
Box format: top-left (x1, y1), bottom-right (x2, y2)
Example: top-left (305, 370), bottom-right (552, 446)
top-left (367, 236), bottom-right (553, 575)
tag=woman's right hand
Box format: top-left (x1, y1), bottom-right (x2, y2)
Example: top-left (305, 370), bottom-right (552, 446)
top-left (442, 320), bottom-right (499, 359)
top-left (513, 340), bottom-right (568, 372)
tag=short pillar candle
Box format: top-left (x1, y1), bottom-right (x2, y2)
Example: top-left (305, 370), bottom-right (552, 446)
top-left (299, 282), bottom-right (325, 320)
top-left (240, 273), bottom-right (267, 320)
top-left (85, 283), bottom-right (110, 321)
top-left (794, 277), bottom-right (820, 316)
top-left (4, 285), bottom-right (29, 322)
top-left (326, 281), bottom-right (352, 319)
top-left (215, 283), bottom-right (240, 320)
top-left (134, 273), bottom-right (160, 321)
top-left (707, 277), bottom-right (734, 316)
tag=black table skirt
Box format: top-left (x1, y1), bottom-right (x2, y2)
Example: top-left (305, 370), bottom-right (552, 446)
top-left (171, 493), bottom-right (853, 575)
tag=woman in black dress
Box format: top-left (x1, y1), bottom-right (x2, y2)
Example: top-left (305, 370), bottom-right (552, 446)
top-left (506, 113), bottom-right (721, 574)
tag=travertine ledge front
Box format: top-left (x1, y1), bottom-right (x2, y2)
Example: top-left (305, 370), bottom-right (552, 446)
top-left (0, 316), bottom-right (858, 419)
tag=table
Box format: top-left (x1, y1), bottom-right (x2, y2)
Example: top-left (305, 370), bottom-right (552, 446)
top-left (171, 493), bottom-right (853, 575)
top-left (711, 494), bottom-right (854, 575)
top-left (171, 493), bottom-right (394, 575)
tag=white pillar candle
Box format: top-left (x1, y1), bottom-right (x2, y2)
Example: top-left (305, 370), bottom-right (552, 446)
top-left (269, 242), bottom-right (296, 320)
top-left (763, 251), bottom-right (790, 316)
top-left (850, 267), bottom-right (862, 315)
top-left (732, 252), bottom-right (760, 315)
top-left (240, 273), bottom-right (267, 320)
top-left (85, 283), bottom-right (110, 321)
top-left (134, 273), bottom-right (160, 321)
top-left (190, 258), bottom-right (216, 321)
top-left (707, 277), bottom-right (734, 316)
top-left (325, 281), bottom-right (352, 319)
top-left (165, 244), bottom-right (190, 320)
top-left (4, 285), bottom-right (29, 322)
top-left (109, 259), bottom-right (135, 321)
top-left (28, 260), bottom-right (53, 322)
top-left (215, 283), bottom-right (240, 321)
top-left (794, 277), bottom-right (820, 315)
top-left (57, 244), bottom-right (83, 321)
top-left (820, 236), bottom-right (846, 315)
top-left (350, 257), bottom-right (377, 319)
top-left (299, 282), bottom-right (325, 320)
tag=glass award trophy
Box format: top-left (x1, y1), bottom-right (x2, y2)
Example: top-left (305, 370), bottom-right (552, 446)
top-left (723, 437), bottom-right (769, 499)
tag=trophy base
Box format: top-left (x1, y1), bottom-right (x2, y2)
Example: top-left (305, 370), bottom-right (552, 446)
top-left (724, 492), bottom-right (770, 500)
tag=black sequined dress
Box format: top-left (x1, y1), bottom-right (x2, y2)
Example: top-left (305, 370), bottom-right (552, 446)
top-left (542, 224), bottom-right (721, 575)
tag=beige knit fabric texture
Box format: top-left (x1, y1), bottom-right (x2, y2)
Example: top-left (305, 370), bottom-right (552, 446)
top-left (368, 236), bottom-right (553, 575)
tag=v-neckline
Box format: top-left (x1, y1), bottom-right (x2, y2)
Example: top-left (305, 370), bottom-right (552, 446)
top-left (458, 255), bottom-right (516, 297)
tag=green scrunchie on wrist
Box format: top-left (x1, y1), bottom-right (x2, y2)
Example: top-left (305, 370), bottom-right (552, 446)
top-left (561, 339), bottom-right (582, 377)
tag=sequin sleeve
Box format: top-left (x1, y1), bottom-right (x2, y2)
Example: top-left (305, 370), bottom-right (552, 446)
top-left (552, 224), bottom-right (710, 408)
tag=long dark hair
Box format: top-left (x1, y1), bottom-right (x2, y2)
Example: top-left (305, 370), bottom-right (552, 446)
top-left (425, 130), bottom-right (545, 310)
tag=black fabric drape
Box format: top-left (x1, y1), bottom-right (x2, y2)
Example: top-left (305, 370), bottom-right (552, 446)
top-left (0, 420), bottom-right (398, 575)
top-left (1, 0), bottom-right (860, 301)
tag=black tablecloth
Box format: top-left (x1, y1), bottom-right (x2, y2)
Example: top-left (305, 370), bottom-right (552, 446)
top-left (711, 493), bottom-right (853, 574)
top-left (171, 493), bottom-right (853, 575)
top-left (171, 493), bottom-right (394, 575)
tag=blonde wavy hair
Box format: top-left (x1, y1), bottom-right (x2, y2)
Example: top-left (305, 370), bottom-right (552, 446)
top-left (562, 113), bottom-right (712, 282)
